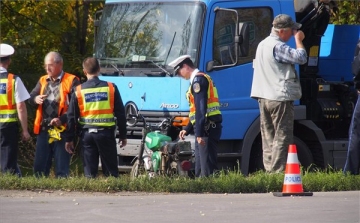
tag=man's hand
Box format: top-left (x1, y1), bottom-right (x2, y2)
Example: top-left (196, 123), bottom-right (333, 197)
top-left (21, 130), bottom-right (31, 141)
top-left (179, 130), bottom-right (187, 140)
top-left (294, 30), bottom-right (305, 41)
top-left (35, 95), bottom-right (47, 105)
top-left (50, 118), bottom-right (62, 127)
top-left (65, 142), bottom-right (74, 154)
top-left (197, 137), bottom-right (205, 146)
top-left (119, 138), bottom-right (127, 148)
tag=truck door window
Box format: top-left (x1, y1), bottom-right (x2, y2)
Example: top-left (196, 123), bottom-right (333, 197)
top-left (213, 7), bottom-right (272, 66)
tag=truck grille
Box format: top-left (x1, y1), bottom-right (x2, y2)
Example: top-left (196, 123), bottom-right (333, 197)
top-left (125, 111), bottom-right (188, 139)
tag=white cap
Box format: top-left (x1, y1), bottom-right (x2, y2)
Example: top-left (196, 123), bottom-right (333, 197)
top-left (0, 44), bottom-right (15, 58)
top-left (168, 55), bottom-right (191, 74)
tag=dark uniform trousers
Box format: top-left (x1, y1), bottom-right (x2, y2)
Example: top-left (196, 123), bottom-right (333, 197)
top-left (81, 128), bottom-right (119, 178)
top-left (0, 123), bottom-right (21, 176)
top-left (194, 122), bottom-right (222, 177)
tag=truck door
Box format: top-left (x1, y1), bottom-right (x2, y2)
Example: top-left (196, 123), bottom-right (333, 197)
top-left (201, 1), bottom-right (281, 140)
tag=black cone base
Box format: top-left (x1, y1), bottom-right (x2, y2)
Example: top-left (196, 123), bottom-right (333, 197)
top-left (273, 192), bottom-right (313, 197)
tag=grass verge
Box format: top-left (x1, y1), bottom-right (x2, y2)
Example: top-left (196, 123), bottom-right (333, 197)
top-left (1, 170), bottom-right (359, 193)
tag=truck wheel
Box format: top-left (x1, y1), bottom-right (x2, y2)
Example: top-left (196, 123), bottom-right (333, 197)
top-left (130, 160), bottom-right (146, 179)
top-left (294, 137), bottom-right (314, 171)
top-left (249, 134), bottom-right (264, 173)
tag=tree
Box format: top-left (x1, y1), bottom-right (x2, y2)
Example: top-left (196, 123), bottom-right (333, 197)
top-left (0, 0), bottom-right (104, 80)
top-left (0, 0), bottom-right (104, 173)
top-left (330, 0), bottom-right (360, 25)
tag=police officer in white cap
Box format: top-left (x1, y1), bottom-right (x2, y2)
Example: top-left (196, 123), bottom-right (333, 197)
top-left (169, 55), bottom-right (222, 177)
top-left (0, 43), bottom-right (31, 176)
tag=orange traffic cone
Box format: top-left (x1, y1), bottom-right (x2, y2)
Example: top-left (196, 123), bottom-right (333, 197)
top-left (273, 144), bottom-right (313, 197)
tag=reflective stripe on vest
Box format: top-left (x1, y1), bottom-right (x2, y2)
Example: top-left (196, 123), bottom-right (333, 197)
top-left (0, 73), bottom-right (18, 123)
top-left (186, 73), bottom-right (221, 124)
top-left (76, 82), bottom-right (115, 127)
top-left (33, 73), bottom-right (77, 134)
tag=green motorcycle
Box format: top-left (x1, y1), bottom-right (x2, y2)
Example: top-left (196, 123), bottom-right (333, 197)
top-left (129, 113), bottom-right (193, 179)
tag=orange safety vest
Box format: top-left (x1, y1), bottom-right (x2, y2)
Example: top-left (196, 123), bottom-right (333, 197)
top-left (0, 73), bottom-right (17, 123)
top-left (33, 73), bottom-right (77, 134)
top-left (186, 72), bottom-right (221, 124)
top-left (76, 82), bottom-right (115, 126)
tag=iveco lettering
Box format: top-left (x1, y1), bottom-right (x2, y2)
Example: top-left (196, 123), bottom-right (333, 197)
top-left (160, 103), bottom-right (179, 109)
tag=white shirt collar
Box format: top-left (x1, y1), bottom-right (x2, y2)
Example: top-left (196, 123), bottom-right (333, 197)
top-left (189, 68), bottom-right (199, 84)
top-left (0, 67), bottom-right (8, 73)
top-left (46, 70), bottom-right (64, 80)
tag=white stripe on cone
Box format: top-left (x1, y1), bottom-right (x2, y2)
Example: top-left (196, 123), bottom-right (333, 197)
top-left (286, 153), bottom-right (299, 164)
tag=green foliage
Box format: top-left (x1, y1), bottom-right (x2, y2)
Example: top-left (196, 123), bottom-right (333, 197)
top-left (1, 0), bottom-right (104, 170)
top-left (1, 170), bottom-right (359, 193)
top-left (1, 0), bottom-right (104, 80)
top-left (330, 1), bottom-right (360, 24)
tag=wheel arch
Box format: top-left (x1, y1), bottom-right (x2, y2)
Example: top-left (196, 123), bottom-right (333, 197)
top-left (293, 120), bottom-right (327, 168)
top-left (241, 116), bottom-right (261, 175)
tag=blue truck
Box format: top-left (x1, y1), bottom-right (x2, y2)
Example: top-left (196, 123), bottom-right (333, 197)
top-left (94, 0), bottom-right (360, 175)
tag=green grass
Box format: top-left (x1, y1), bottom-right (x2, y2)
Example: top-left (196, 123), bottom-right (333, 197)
top-left (1, 169), bottom-right (359, 193)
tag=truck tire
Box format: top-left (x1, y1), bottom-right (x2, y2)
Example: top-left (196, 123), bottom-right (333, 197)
top-left (249, 136), bottom-right (314, 173)
top-left (294, 137), bottom-right (314, 171)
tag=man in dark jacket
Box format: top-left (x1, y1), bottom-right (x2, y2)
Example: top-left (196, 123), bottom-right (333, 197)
top-left (65, 57), bottom-right (127, 178)
top-left (343, 39), bottom-right (360, 175)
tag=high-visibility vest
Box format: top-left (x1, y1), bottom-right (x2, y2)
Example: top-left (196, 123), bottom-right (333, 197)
top-left (0, 73), bottom-right (17, 123)
top-left (33, 73), bottom-right (77, 134)
top-left (76, 82), bottom-right (116, 127)
top-left (186, 73), bottom-right (221, 124)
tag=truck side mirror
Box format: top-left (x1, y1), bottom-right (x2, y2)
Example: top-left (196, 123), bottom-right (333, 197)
top-left (206, 60), bottom-right (214, 72)
top-left (239, 22), bottom-right (249, 57)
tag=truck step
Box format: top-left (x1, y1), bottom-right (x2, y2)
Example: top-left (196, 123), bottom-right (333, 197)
top-left (217, 153), bottom-right (242, 158)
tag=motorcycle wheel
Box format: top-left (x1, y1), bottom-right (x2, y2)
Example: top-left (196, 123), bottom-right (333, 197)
top-left (130, 160), bottom-right (147, 180)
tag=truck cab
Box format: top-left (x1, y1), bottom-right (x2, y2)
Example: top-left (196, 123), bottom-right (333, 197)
top-left (94, 0), bottom-right (360, 174)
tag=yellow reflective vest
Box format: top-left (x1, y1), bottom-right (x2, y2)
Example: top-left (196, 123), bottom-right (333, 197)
top-left (76, 82), bottom-right (116, 127)
top-left (0, 73), bottom-right (17, 123)
top-left (186, 72), bottom-right (221, 124)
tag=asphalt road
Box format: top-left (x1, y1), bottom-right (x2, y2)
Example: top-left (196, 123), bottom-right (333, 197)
top-left (0, 190), bottom-right (359, 223)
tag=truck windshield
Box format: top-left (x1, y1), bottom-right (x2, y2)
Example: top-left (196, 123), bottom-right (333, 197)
top-left (95, 2), bottom-right (205, 73)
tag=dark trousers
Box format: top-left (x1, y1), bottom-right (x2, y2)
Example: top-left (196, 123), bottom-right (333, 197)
top-left (33, 131), bottom-right (70, 178)
top-left (194, 123), bottom-right (222, 177)
top-left (344, 95), bottom-right (360, 175)
top-left (81, 129), bottom-right (118, 178)
top-left (0, 124), bottom-right (21, 176)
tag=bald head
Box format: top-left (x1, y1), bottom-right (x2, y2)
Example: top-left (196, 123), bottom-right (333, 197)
top-left (82, 57), bottom-right (100, 75)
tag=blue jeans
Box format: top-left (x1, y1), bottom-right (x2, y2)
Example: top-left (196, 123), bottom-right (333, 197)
top-left (33, 131), bottom-right (71, 177)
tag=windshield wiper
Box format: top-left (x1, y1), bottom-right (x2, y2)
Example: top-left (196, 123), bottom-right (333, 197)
top-left (149, 60), bottom-right (172, 77)
top-left (110, 64), bottom-right (124, 76)
top-left (127, 60), bottom-right (172, 76)
top-left (164, 32), bottom-right (176, 66)
top-left (98, 58), bottom-right (125, 76)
